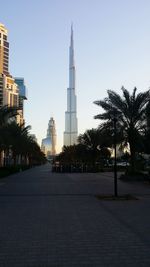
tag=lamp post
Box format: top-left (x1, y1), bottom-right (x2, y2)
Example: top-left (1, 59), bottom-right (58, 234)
top-left (113, 115), bottom-right (118, 197)
top-left (8, 145), bottom-right (12, 166)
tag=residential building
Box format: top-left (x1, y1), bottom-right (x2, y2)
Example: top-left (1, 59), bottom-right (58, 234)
top-left (0, 23), bottom-right (27, 125)
top-left (0, 23), bottom-right (9, 76)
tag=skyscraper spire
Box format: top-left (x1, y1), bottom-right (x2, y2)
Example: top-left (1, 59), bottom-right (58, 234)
top-left (70, 23), bottom-right (74, 64)
top-left (69, 24), bottom-right (75, 89)
top-left (64, 26), bottom-right (78, 147)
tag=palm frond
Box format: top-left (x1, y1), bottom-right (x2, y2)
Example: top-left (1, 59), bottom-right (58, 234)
top-left (131, 87), bottom-right (137, 102)
top-left (94, 112), bottom-right (112, 120)
top-left (122, 87), bottom-right (131, 107)
top-left (134, 90), bottom-right (150, 112)
top-left (0, 105), bottom-right (19, 126)
top-left (94, 99), bottom-right (111, 111)
top-left (107, 90), bottom-right (127, 113)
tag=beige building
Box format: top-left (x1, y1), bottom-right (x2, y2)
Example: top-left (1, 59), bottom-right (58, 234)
top-left (0, 23), bottom-right (9, 76)
top-left (0, 23), bottom-right (26, 125)
top-left (3, 76), bottom-right (19, 106)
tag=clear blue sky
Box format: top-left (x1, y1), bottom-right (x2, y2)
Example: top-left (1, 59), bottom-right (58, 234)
top-left (1, 0), bottom-right (150, 152)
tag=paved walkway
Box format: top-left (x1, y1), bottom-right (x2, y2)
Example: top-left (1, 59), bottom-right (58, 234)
top-left (0, 164), bottom-right (150, 266)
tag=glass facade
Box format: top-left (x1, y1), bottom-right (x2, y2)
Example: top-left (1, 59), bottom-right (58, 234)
top-left (15, 78), bottom-right (27, 99)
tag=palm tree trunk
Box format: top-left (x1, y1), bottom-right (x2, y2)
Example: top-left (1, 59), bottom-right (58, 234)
top-left (129, 141), bottom-right (136, 173)
top-left (0, 150), bottom-right (4, 167)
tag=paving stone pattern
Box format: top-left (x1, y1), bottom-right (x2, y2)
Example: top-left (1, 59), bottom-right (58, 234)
top-left (0, 164), bottom-right (150, 266)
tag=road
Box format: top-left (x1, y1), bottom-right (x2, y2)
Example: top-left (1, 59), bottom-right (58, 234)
top-left (0, 164), bottom-right (150, 266)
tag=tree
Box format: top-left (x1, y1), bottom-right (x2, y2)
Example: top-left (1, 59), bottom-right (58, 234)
top-left (55, 130), bottom-right (111, 172)
top-left (0, 105), bottom-right (19, 166)
top-left (78, 128), bottom-right (111, 166)
top-left (94, 87), bottom-right (150, 172)
top-left (1, 122), bottom-right (46, 166)
top-left (78, 129), bottom-right (101, 165)
top-left (3, 122), bottom-right (31, 165)
top-left (0, 105), bottom-right (18, 127)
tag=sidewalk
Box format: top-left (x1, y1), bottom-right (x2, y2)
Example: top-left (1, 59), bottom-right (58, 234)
top-left (0, 164), bottom-right (150, 266)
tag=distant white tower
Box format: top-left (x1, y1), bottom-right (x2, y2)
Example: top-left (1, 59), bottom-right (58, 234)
top-left (41, 117), bottom-right (56, 158)
top-left (49, 117), bottom-right (56, 155)
top-left (64, 25), bottom-right (78, 146)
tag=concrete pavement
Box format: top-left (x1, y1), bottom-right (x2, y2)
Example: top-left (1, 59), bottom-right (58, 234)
top-left (0, 164), bottom-right (150, 266)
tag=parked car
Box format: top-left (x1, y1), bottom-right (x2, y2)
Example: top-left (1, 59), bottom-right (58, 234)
top-left (117, 161), bottom-right (130, 167)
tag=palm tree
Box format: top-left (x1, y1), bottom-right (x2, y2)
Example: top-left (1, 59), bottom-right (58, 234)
top-left (78, 128), bottom-right (111, 166)
top-left (0, 105), bottom-right (18, 127)
top-left (0, 105), bottom-right (45, 167)
top-left (25, 137), bottom-right (46, 166)
top-left (1, 122), bottom-right (46, 166)
top-left (94, 87), bottom-right (150, 172)
top-left (5, 122), bottom-right (31, 165)
top-left (0, 105), bottom-right (19, 166)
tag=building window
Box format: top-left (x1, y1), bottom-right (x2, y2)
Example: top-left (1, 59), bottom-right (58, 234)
top-left (4, 53), bottom-right (9, 57)
top-left (4, 47), bottom-right (9, 52)
top-left (4, 52), bottom-right (9, 56)
top-left (10, 94), bottom-right (12, 106)
top-left (4, 60), bottom-right (9, 64)
top-left (4, 41), bottom-right (9, 48)
top-left (13, 95), bottom-right (18, 107)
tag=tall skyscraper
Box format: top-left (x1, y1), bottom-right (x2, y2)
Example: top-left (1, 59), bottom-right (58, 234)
top-left (47, 117), bottom-right (56, 155)
top-left (0, 24), bottom-right (19, 113)
top-left (0, 23), bottom-right (27, 125)
top-left (0, 23), bottom-right (9, 76)
top-left (41, 117), bottom-right (57, 158)
top-left (64, 26), bottom-right (78, 146)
